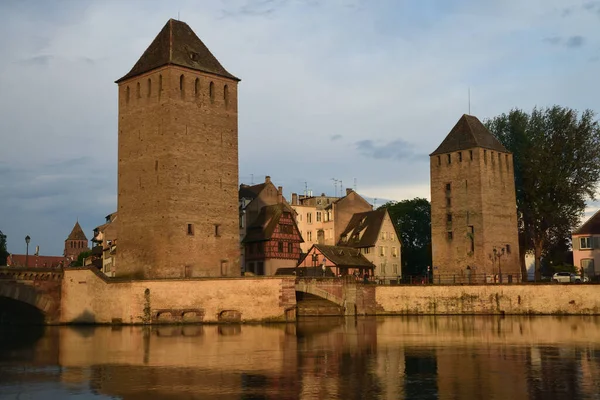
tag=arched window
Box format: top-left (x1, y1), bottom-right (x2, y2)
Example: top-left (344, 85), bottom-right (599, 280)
top-left (209, 81), bottom-right (214, 103)
top-left (136, 82), bottom-right (141, 98)
top-left (179, 74), bottom-right (185, 97)
top-left (147, 78), bottom-right (151, 97)
top-left (126, 86), bottom-right (130, 103)
top-left (224, 84), bottom-right (229, 108)
top-left (194, 78), bottom-right (200, 97)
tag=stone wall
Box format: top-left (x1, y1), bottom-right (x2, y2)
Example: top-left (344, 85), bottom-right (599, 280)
top-left (376, 284), bottom-right (600, 315)
top-left (61, 269), bottom-right (296, 324)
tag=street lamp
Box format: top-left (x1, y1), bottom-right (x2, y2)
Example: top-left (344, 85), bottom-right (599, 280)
top-left (25, 235), bottom-right (30, 268)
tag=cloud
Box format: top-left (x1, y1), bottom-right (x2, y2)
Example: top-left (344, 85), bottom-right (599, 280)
top-left (355, 139), bottom-right (416, 161)
top-left (330, 134), bottom-right (342, 141)
top-left (543, 35), bottom-right (585, 48)
top-left (16, 55), bottom-right (53, 66)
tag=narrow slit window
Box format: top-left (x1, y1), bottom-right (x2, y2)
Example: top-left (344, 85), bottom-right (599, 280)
top-left (469, 150), bottom-right (473, 160)
top-left (136, 82), bottom-right (141, 98)
top-left (179, 74), bottom-right (185, 96)
top-left (195, 78), bottom-right (200, 97)
top-left (447, 154), bottom-right (451, 164)
top-left (224, 84), bottom-right (229, 108)
top-left (437, 155), bottom-right (441, 166)
top-left (458, 152), bottom-right (462, 162)
top-left (159, 74), bottom-right (163, 93)
top-left (447, 231), bottom-right (453, 240)
top-left (187, 224), bottom-right (194, 236)
top-left (215, 224), bottom-right (221, 237)
top-left (126, 86), bottom-right (130, 103)
top-left (209, 81), bottom-right (215, 103)
top-left (446, 213), bottom-right (452, 223)
top-left (147, 78), bottom-right (151, 97)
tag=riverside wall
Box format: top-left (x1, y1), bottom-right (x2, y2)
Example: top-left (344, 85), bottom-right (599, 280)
top-left (375, 284), bottom-right (600, 315)
top-left (60, 269), bottom-right (296, 324)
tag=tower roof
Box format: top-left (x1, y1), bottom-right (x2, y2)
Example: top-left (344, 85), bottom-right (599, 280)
top-left (430, 114), bottom-right (509, 156)
top-left (66, 221), bottom-right (88, 241)
top-left (116, 19), bottom-right (239, 83)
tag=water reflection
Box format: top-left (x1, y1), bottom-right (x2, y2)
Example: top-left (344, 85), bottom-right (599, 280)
top-left (0, 316), bottom-right (599, 399)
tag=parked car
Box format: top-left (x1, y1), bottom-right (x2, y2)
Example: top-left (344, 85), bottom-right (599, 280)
top-left (552, 272), bottom-right (589, 283)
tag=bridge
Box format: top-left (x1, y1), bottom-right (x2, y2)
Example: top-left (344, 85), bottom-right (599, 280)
top-left (0, 267), bottom-right (63, 324)
top-left (294, 277), bottom-right (377, 316)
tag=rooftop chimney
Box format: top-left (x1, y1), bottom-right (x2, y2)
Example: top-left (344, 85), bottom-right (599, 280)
top-left (292, 193), bottom-right (298, 205)
top-left (277, 186), bottom-right (283, 203)
top-left (346, 188), bottom-right (353, 196)
top-left (265, 176), bottom-right (271, 183)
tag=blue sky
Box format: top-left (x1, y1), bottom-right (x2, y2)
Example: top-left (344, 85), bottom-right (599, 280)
top-left (1, 0), bottom-right (599, 255)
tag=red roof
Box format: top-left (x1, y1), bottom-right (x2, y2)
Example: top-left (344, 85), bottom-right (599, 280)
top-left (6, 254), bottom-right (65, 268)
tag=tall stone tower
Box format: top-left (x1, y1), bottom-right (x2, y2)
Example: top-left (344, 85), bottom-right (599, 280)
top-left (115, 19), bottom-right (240, 279)
top-left (430, 115), bottom-right (520, 283)
top-left (64, 221), bottom-right (89, 264)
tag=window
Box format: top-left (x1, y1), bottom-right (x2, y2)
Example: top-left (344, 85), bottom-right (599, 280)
top-left (469, 226), bottom-right (474, 253)
top-left (159, 74), bottom-right (163, 93)
top-left (363, 247), bottom-right (371, 254)
top-left (316, 212), bottom-right (322, 222)
top-left (392, 247), bottom-right (398, 257)
top-left (458, 152), bottom-right (462, 162)
top-left (381, 232), bottom-right (386, 240)
top-left (447, 154), bottom-right (451, 164)
top-left (446, 197), bottom-right (451, 207)
top-left (224, 84), bottom-right (229, 108)
top-left (307, 231), bottom-right (312, 241)
top-left (195, 78), bottom-right (200, 97)
top-left (437, 156), bottom-right (441, 166)
top-left (239, 215), bottom-right (245, 228)
top-left (220, 260), bottom-right (228, 276)
top-left (506, 244), bottom-right (511, 254)
top-left (278, 242), bottom-right (284, 252)
top-left (288, 242), bottom-right (293, 253)
top-left (580, 237), bottom-right (592, 249)
top-left (484, 150), bottom-right (487, 164)
top-left (445, 183), bottom-right (451, 192)
top-left (446, 213), bottom-right (452, 223)
top-left (447, 231), bottom-right (453, 240)
top-left (147, 78), bottom-right (151, 97)
top-left (187, 224), bottom-right (194, 236)
top-left (379, 246), bottom-right (385, 256)
top-left (126, 86), bottom-right (130, 103)
top-left (307, 213), bottom-right (312, 223)
top-left (470, 150), bottom-right (473, 161)
top-left (179, 74), bottom-right (184, 90)
top-left (209, 81), bottom-right (215, 103)
top-left (215, 224), bottom-right (221, 237)
top-left (136, 82), bottom-right (141, 98)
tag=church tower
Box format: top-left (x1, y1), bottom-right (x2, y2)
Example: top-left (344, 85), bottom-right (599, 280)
top-left (430, 115), bottom-right (520, 283)
top-left (115, 19), bottom-right (240, 279)
top-left (64, 221), bottom-right (89, 264)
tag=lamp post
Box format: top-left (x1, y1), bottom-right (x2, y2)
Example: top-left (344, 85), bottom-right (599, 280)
top-left (25, 235), bottom-right (30, 268)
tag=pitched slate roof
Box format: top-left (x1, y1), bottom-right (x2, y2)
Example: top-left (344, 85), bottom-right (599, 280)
top-left (305, 244), bottom-right (374, 268)
top-left (66, 221), bottom-right (88, 241)
top-left (338, 209), bottom-right (387, 248)
top-left (239, 183), bottom-right (266, 200)
top-left (116, 19), bottom-right (239, 83)
top-left (573, 209), bottom-right (600, 235)
top-left (242, 203), bottom-right (301, 243)
top-left (430, 114), bottom-right (508, 156)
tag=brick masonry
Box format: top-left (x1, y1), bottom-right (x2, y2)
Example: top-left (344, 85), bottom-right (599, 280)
top-left (430, 147), bottom-right (520, 281)
top-left (116, 65), bottom-right (240, 279)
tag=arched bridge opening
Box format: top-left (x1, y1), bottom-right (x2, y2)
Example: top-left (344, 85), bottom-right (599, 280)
top-left (0, 296), bottom-right (45, 325)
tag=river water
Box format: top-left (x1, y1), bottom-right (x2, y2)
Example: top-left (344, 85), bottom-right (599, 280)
top-left (1, 316), bottom-right (599, 400)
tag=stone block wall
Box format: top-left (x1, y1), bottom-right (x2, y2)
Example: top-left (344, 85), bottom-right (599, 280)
top-left (61, 269), bottom-right (296, 324)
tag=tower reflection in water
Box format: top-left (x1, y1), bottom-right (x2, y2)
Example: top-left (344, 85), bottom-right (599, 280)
top-left (1, 316), bottom-right (600, 399)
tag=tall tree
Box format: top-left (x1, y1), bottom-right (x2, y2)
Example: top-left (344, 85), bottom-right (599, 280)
top-left (0, 230), bottom-right (8, 266)
top-left (378, 198), bottom-right (432, 277)
top-left (486, 106), bottom-right (600, 280)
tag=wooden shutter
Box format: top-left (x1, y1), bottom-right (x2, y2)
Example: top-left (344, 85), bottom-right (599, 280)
top-left (573, 237), bottom-right (580, 250)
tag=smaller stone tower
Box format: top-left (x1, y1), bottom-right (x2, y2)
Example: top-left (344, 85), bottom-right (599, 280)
top-left (64, 221), bottom-right (89, 264)
top-left (430, 115), bottom-right (520, 283)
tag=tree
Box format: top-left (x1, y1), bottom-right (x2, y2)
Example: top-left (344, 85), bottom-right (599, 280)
top-left (0, 230), bottom-right (8, 266)
top-left (486, 106), bottom-right (600, 281)
top-left (378, 198), bottom-right (432, 277)
top-left (72, 250), bottom-right (91, 267)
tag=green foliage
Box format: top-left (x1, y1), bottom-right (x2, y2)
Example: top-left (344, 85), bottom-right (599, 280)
top-left (0, 230), bottom-right (8, 266)
top-left (486, 106), bottom-right (600, 280)
top-left (378, 198), bottom-right (432, 276)
top-left (72, 250), bottom-right (92, 267)
top-left (546, 264), bottom-right (577, 274)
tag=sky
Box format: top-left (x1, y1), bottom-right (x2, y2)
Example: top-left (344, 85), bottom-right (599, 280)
top-left (1, 0), bottom-right (599, 256)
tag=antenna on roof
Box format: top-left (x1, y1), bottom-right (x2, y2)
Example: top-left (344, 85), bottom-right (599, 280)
top-left (468, 87), bottom-right (471, 115)
top-left (339, 179), bottom-right (343, 196)
top-left (304, 181), bottom-right (308, 196)
top-left (353, 178), bottom-right (357, 191)
top-left (331, 178), bottom-right (338, 197)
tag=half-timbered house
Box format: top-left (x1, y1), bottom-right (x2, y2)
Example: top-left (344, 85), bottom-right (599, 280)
top-left (242, 203), bottom-right (304, 275)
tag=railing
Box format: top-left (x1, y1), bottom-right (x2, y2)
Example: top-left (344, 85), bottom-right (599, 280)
top-left (378, 273), bottom-right (600, 285)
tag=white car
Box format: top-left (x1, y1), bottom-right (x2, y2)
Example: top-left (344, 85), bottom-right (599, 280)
top-left (552, 272), bottom-right (589, 283)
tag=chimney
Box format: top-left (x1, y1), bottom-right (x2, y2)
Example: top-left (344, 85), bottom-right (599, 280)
top-left (265, 176), bottom-right (271, 184)
top-left (346, 188), bottom-right (353, 196)
top-left (292, 193), bottom-right (298, 205)
top-left (277, 186), bottom-right (283, 203)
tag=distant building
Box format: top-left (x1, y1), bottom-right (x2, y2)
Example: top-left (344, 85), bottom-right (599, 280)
top-left (572, 210), bottom-right (600, 279)
top-left (430, 114), bottom-right (520, 283)
top-left (64, 221), bottom-right (89, 266)
top-left (6, 254), bottom-right (64, 268)
top-left (89, 212), bottom-right (118, 277)
top-left (297, 244), bottom-right (374, 277)
top-left (290, 189), bottom-right (372, 252)
top-left (338, 208), bottom-right (401, 281)
top-left (242, 203), bottom-right (303, 275)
